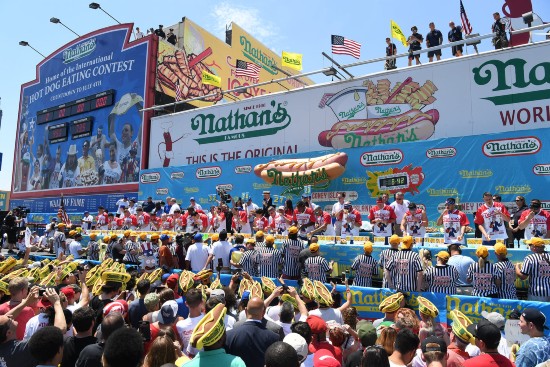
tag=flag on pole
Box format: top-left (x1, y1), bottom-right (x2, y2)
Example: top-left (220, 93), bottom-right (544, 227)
top-left (282, 51), bottom-right (303, 71)
top-left (460, 0), bottom-right (473, 35)
top-left (331, 35), bottom-right (362, 59)
top-left (59, 194), bottom-right (72, 227)
top-left (175, 80), bottom-right (182, 101)
top-left (235, 59), bottom-right (261, 78)
top-left (201, 70), bottom-right (222, 88)
top-left (390, 20), bottom-right (408, 47)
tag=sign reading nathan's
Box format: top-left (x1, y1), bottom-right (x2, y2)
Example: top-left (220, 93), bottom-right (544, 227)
top-left (149, 41), bottom-right (550, 168)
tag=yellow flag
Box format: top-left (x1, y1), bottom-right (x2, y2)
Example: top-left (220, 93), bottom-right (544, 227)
top-left (282, 51), bottom-right (303, 71)
top-left (201, 70), bottom-right (221, 88)
top-left (390, 20), bottom-right (408, 47)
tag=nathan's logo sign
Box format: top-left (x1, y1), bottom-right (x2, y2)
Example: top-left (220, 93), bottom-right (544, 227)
top-left (215, 184), bottom-right (233, 192)
top-left (482, 137), bottom-right (541, 157)
top-left (240, 35), bottom-right (277, 75)
top-left (254, 153), bottom-right (348, 195)
top-left (196, 166), bottom-right (222, 179)
top-left (156, 188), bottom-right (169, 195)
top-left (426, 147), bottom-right (457, 159)
top-left (473, 58), bottom-right (550, 105)
top-left (234, 165), bottom-right (252, 174)
top-left (190, 100), bottom-right (291, 144)
top-left (360, 149), bottom-right (403, 167)
top-left (140, 172), bottom-right (160, 184)
top-left (533, 164), bottom-right (550, 175)
top-left (63, 38), bottom-right (96, 64)
top-left (339, 102), bottom-right (365, 120)
top-left (170, 171), bottom-right (184, 179)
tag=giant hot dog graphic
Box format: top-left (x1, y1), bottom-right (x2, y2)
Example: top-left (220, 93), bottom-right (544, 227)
top-left (253, 152), bottom-right (348, 188)
top-left (318, 77), bottom-right (440, 149)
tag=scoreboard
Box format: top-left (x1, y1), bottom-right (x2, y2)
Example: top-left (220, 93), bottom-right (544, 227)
top-left (37, 89), bottom-right (114, 125)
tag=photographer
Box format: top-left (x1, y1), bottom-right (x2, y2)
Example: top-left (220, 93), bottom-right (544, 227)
top-left (517, 199), bottom-right (550, 240)
top-left (2, 211), bottom-right (17, 254)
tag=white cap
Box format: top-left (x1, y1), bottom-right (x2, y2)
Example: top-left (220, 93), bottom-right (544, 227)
top-left (283, 333), bottom-right (308, 362)
top-left (481, 311), bottom-right (505, 329)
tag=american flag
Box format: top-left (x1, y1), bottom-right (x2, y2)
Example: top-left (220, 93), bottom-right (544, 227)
top-left (235, 59), bottom-right (261, 78)
top-left (460, 0), bottom-right (473, 35)
top-left (175, 80), bottom-right (182, 101)
top-left (331, 35), bottom-right (361, 59)
top-left (59, 194), bottom-right (72, 227)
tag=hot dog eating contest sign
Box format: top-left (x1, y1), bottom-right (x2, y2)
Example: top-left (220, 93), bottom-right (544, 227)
top-left (149, 41), bottom-right (550, 168)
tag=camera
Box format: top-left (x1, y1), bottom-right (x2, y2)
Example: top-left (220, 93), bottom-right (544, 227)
top-left (38, 288), bottom-right (46, 297)
top-left (282, 284), bottom-right (289, 293)
top-left (217, 188), bottom-right (232, 204)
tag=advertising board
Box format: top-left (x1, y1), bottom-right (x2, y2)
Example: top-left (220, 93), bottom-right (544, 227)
top-left (149, 40), bottom-right (550, 169)
top-left (12, 23), bottom-right (155, 200)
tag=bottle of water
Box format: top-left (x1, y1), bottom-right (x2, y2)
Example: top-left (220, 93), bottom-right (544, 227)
top-left (349, 236), bottom-right (354, 244)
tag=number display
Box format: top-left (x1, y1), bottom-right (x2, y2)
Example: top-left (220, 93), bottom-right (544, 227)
top-left (47, 123), bottom-right (68, 143)
top-left (378, 174), bottom-right (409, 190)
top-left (70, 117), bottom-right (94, 139)
top-left (36, 89), bottom-right (114, 124)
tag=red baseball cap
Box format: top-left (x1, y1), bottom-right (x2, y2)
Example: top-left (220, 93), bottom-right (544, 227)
top-left (60, 287), bottom-right (75, 300)
top-left (37, 297), bottom-right (52, 309)
top-left (166, 273), bottom-right (179, 289)
top-left (306, 315), bottom-right (327, 334)
top-left (313, 349), bottom-right (341, 367)
top-left (103, 300), bottom-right (129, 317)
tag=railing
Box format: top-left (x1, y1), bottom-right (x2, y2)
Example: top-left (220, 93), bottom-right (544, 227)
top-left (142, 23), bottom-right (549, 113)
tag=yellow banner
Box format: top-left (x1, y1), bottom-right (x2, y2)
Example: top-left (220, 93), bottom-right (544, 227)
top-left (282, 51), bottom-right (303, 71)
top-left (202, 70), bottom-right (222, 87)
top-left (391, 20), bottom-right (408, 47)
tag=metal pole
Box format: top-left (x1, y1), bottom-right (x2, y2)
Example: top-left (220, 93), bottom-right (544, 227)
top-left (60, 22), bottom-right (80, 37)
top-left (322, 52), bottom-right (354, 78)
top-left (100, 8), bottom-right (121, 24)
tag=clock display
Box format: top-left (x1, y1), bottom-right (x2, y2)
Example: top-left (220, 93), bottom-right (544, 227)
top-left (378, 173), bottom-right (409, 190)
top-left (70, 117), bottom-right (94, 139)
top-left (37, 89), bottom-right (114, 124)
top-left (47, 123), bottom-right (68, 143)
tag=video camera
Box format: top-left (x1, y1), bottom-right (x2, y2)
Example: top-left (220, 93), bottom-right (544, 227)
top-left (14, 206), bottom-right (30, 218)
top-left (217, 188), bottom-right (232, 204)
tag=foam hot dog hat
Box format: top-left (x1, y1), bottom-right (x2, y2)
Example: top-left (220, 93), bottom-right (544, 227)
top-left (449, 309), bottom-right (475, 344)
top-left (250, 281), bottom-right (264, 299)
top-left (238, 278), bottom-right (252, 297)
top-left (314, 280), bottom-right (333, 306)
top-left (261, 277), bottom-right (277, 295)
top-left (101, 271), bottom-right (131, 284)
top-left (190, 303), bottom-right (227, 349)
top-left (194, 269), bottom-right (213, 282)
top-left (0, 280), bottom-right (10, 295)
top-left (417, 296), bottom-right (439, 318)
top-left (379, 292), bottom-right (404, 313)
top-left (179, 270), bottom-right (196, 293)
top-left (281, 293), bottom-right (298, 310)
top-left (210, 278), bottom-right (222, 290)
top-left (301, 278), bottom-right (316, 300)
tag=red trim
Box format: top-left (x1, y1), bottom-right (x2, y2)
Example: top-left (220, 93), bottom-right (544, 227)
top-left (142, 33), bottom-right (159, 169)
top-left (11, 183), bottom-right (138, 199)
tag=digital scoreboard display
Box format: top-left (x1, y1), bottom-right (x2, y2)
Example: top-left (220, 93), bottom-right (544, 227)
top-left (70, 117), bottom-right (94, 139)
top-left (36, 89), bottom-right (114, 124)
top-left (378, 173), bottom-right (409, 191)
top-left (47, 123), bottom-right (68, 143)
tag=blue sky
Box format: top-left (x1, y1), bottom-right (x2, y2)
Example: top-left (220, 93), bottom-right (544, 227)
top-left (0, 0), bottom-right (548, 191)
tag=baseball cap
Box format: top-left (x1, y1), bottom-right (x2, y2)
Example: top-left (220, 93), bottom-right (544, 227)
top-left (166, 273), bottom-right (179, 289)
top-left (521, 308), bottom-right (549, 330)
top-left (306, 315), bottom-right (327, 334)
top-left (525, 237), bottom-right (546, 247)
top-left (283, 333), bottom-right (308, 363)
top-left (467, 319), bottom-right (501, 346)
top-left (494, 243), bottom-right (508, 255)
top-left (160, 234), bottom-right (170, 241)
top-left (408, 202), bottom-right (417, 209)
top-left (103, 300), bottom-right (129, 317)
top-left (210, 289), bottom-right (225, 299)
top-left (310, 243), bottom-right (320, 252)
top-left (288, 226), bottom-right (298, 235)
top-left (158, 300), bottom-right (178, 324)
top-left (255, 231), bottom-right (264, 238)
top-left (278, 206), bottom-right (285, 211)
top-left (60, 287), bottom-right (75, 300)
top-left (445, 198), bottom-right (456, 205)
top-left (247, 197), bottom-right (252, 201)
top-left (313, 349), bottom-right (341, 367)
top-left (193, 233), bottom-right (203, 242)
top-left (481, 311), bottom-right (506, 330)
top-left (37, 297), bottom-right (52, 308)
top-left (356, 320), bottom-right (377, 347)
top-left (436, 251), bottom-right (450, 260)
top-left (421, 335), bottom-right (447, 353)
top-left (241, 290), bottom-right (251, 300)
top-left (190, 197), bottom-right (195, 201)
top-left (161, 273), bottom-right (170, 282)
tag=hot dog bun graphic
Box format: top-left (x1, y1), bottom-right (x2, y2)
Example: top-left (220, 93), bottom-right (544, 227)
top-left (319, 109), bottom-right (439, 149)
top-left (254, 152), bottom-right (348, 186)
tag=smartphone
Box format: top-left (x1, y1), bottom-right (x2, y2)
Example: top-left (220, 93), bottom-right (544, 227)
top-left (38, 288), bottom-right (46, 297)
top-left (138, 321), bottom-right (151, 341)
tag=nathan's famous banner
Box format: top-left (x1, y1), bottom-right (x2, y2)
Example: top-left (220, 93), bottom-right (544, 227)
top-left (141, 127), bottom-right (550, 227)
top-left (149, 40), bottom-right (550, 168)
top-left (12, 24), bottom-right (154, 199)
top-left (156, 18), bottom-right (313, 108)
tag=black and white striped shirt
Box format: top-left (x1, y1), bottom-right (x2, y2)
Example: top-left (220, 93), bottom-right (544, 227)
top-left (281, 239), bottom-right (306, 277)
top-left (123, 241), bottom-right (140, 263)
top-left (87, 240), bottom-right (100, 261)
top-left (351, 255), bottom-right (379, 287)
top-left (257, 247), bottom-right (283, 278)
top-left (520, 252), bottom-right (550, 297)
top-left (467, 261), bottom-right (499, 297)
top-left (494, 259), bottom-right (518, 299)
top-left (424, 265), bottom-right (459, 294)
top-left (379, 248), bottom-right (399, 288)
top-left (385, 250), bottom-right (422, 292)
top-left (239, 249), bottom-right (259, 276)
top-left (304, 255), bottom-right (331, 283)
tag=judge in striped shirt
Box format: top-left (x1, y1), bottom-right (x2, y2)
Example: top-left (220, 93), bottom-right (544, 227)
top-left (493, 243), bottom-right (517, 299)
top-left (467, 246), bottom-right (500, 298)
top-left (281, 226), bottom-right (306, 280)
top-left (351, 241), bottom-right (379, 287)
top-left (123, 231), bottom-right (141, 265)
top-left (516, 237), bottom-right (550, 302)
top-left (379, 234), bottom-right (401, 288)
top-left (234, 238), bottom-right (259, 277)
top-left (385, 236), bottom-right (423, 292)
top-left (303, 243), bottom-right (333, 282)
top-left (257, 235), bottom-right (283, 279)
top-left (424, 251), bottom-right (459, 294)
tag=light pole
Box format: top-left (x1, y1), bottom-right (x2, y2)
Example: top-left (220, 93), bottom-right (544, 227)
top-left (19, 41), bottom-right (46, 58)
top-left (89, 3), bottom-right (121, 24)
top-left (50, 17), bottom-right (80, 37)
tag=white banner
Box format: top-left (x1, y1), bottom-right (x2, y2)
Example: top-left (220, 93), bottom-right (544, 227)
top-left (149, 42), bottom-right (550, 168)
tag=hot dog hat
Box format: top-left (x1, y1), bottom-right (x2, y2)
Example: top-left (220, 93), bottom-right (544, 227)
top-left (450, 309), bottom-right (475, 344)
top-left (281, 293), bottom-right (299, 310)
top-left (418, 296), bottom-right (439, 318)
top-left (261, 276), bottom-right (277, 295)
top-left (475, 246), bottom-right (489, 259)
top-left (210, 278), bottom-right (222, 290)
top-left (190, 303), bottom-right (227, 349)
top-left (0, 280), bottom-right (10, 295)
top-left (101, 271), bottom-right (131, 284)
top-left (314, 280), bottom-right (333, 306)
top-left (379, 292), bottom-right (404, 313)
top-left (250, 281), bottom-right (264, 299)
top-left (301, 278), bottom-right (316, 300)
top-left (389, 234), bottom-right (401, 245)
top-left (194, 269), bottom-right (213, 282)
top-left (179, 270), bottom-right (195, 294)
top-left (401, 236), bottom-right (414, 250)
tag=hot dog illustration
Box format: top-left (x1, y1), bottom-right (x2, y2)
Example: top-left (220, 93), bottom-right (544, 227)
top-left (254, 152), bottom-right (348, 186)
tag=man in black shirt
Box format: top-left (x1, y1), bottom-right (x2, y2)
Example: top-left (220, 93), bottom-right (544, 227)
top-left (510, 196), bottom-right (528, 247)
top-left (492, 12), bottom-right (508, 49)
top-left (76, 313), bottom-right (125, 367)
top-left (2, 211), bottom-right (17, 254)
top-left (385, 38), bottom-right (397, 70)
top-left (61, 307), bottom-right (97, 367)
top-left (407, 26), bottom-right (423, 66)
top-left (426, 22), bottom-right (443, 62)
top-left (155, 24), bottom-right (166, 39)
top-left (166, 28), bottom-right (177, 45)
top-left (448, 21), bottom-right (464, 57)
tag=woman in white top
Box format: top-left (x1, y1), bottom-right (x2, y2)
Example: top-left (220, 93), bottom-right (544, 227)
top-left (102, 143), bottom-right (122, 184)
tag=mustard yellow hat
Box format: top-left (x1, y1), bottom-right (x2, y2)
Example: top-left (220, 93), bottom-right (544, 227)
top-left (389, 234), bottom-right (401, 245)
top-left (418, 296), bottom-right (439, 317)
top-left (475, 246), bottom-right (489, 259)
top-left (363, 241), bottom-right (373, 254)
top-left (310, 243), bottom-right (320, 253)
top-left (265, 235), bottom-right (275, 244)
top-left (525, 237), bottom-right (546, 247)
top-left (288, 226), bottom-right (299, 235)
top-left (261, 276), bottom-right (276, 295)
top-left (281, 293), bottom-right (298, 310)
top-left (494, 243), bottom-right (508, 256)
top-left (301, 278), bottom-right (316, 300)
top-left (401, 235), bottom-right (414, 249)
top-left (190, 303), bottom-right (227, 349)
top-left (101, 271), bottom-right (131, 284)
top-left (436, 251), bottom-right (450, 261)
top-left (0, 280), bottom-right (10, 295)
top-left (379, 292), bottom-right (404, 313)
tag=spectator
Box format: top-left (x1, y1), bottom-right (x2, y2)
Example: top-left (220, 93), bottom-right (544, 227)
top-left (145, 300), bottom-right (181, 353)
top-left (419, 335), bottom-right (447, 366)
top-left (418, 297), bottom-right (449, 345)
top-left (188, 303), bottom-right (246, 367)
top-left (135, 27), bottom-right (144, 39)
top-left (76, 312), bottom-right (125, 367)
top-left (28, 326), bottom-right (64, 367)
top-left (344, 320), bottom-right (377, 367)
top-left (491, 12), bottom-right (508, 49)
top-left (265, 341), bottom-right (300, 367)
top-left (389, 328), bottom-right (420, 367)
top-left (142, 292), bottom-right (160, 323)
top-left (309, 287), bottom-right (351, 325)
top-left (377, 326), bottom-right (398, 357)
top-left (407, 26), bottom-right (423, 66)
top-left (60, 306), bottom-right (97, 367)
top-left (462, 319), bottom-right (513, 367)
top-left (447, 244), bottom-right (475, 295)
top-left (204, 230), bottom-right (232, 274)
top-left (24, 288), bottom-right (67, 340)
top-left (176, 288), bottom-right (204, 357)
top-left (307, 315), bottom-right (343, 364)
top-left (283, 333), bottom-right (309, 366)
top-left (480, 311), bottom-right (508, 358)
top-left (373, 292), bottom-right (403, 328)
top-left (143, 334), bottom-right (179, 367)
top-left (448, 21), bottom-right (464, 57)
top-left (128, 279), bottom-right (151, 328)
top-left (185, 233), bottom-right (210, 272)
top-left (426, 22), bottom-right (443, 62)
top-left (362, 345), bottom-right (390, 367)
top-left (102, 327), bottom-right (144, 367)
top-left (515, 308), bottom-right (550, 367)
top-left (385, 37), bottom-right (397, 70)
top-left (0, 277), bottom-right (35, 340)
top-left (314, 349), bottom-right (342, 367)
top-left (509, 196), bottom-right (528, 246)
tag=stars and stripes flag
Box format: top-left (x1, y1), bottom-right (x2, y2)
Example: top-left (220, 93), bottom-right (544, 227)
top-left (235, 59), bottom-right (261, 78)
top-left (460, 0), bottom-right (473, 35)
top-left (175, 80), bottom-right (182, 101)
top-left (59, 194), bottom-right (72, 226)
top-left (331, 35), bottom-right (361, 59)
